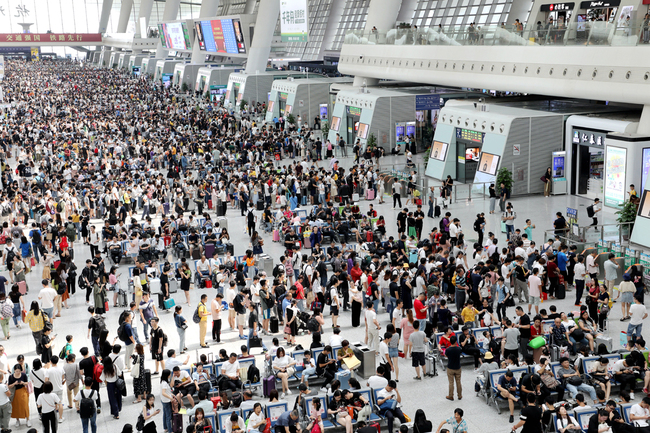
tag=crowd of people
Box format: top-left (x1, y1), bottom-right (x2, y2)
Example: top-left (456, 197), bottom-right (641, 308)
top-left (0, 58), bottom-right (647, 433)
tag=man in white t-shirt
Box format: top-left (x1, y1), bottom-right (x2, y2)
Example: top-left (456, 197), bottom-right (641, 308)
top-left (628, 295), bottom-right (648, 345)
top-left (220, 353), bottom-right (242, 391)
top-left (38, 279), bottom-right (58, 320)
top-left (527, 268), bottom-right (542, 315)
top-left (366, 366), bottom-right (389, 390)
top-left (365, 302), bottom-right (380, 352)
top-left (630, 397), bottom-right (650, 427)
top-left (45, 357), bottom-right (65, 400)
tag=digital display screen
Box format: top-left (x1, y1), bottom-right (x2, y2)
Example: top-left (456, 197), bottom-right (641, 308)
top-left (164, 22), bottom-right (187, 50)
top-left (157, 24), bottom-right (167, 48)
top-left (330, 116), bottom-right (341, 131)
top-left (553, 155), bottom-right (565, 178)
top-left (195, 21), bottom-right (205, 50)
top-left (406, 122), bottom-right (415, 138)
top-left (465, 148), bottom-right (480, 161)
top-left (605, 146), bottom-right (627, 207)
top-left (267, 101), bottom-right (275, 113)
top-left (357, 123), bottom-right (369, 139)
top-left (456, 128), bottom-right (485, 143)
top-left (430, 141), bottom-right (448, 161)
top-left (477, 152), bottom-right (500, 175)
top-left (319, 104), bottom-right (328, 119)
top-left (637, 190), bottom-right (650, 219)
top-left (347, 106), bottom-right (362, 116)
top-left (197, 19), bottom-right (247, 54)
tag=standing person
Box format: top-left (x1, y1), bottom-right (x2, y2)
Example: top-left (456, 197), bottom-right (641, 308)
top-left (0, 372), bottom-right (11, 433)
top-left (628, 295), bottom-right (647, 345)
top-left (409, 321), bottom-right (428, 380)
top-left (502, 206), bottom-right (516, 240)
top-left (197, 294), bottom-right (210, 348)
top-left (211, 293), bottom-right (224, 343)
top-left (62, 355), bottom-right (81, 412)
top-left (543, 167), bottom-right (552, 197)
top-left (604, 253), bottom-right (620, 299)
top-left (74, 377), bottom-right (97, 433)
top-left (489, 184), bottom-right (497, 214)
top-left (474, 213), bottom-right (485, 247)
top-left (527, 268), bottom-right (542, 315)
top-left (589, 198), bottom-right (601, 228)
top-left (7, 365), bottom-right (30, 427)
top-left (445, 336), bottom-right (462, 401)
top-left (149, 318), bottom-right (165, 374)
top-left (99, 357), bottom-right (122, 420)
top-left (392, 180), bottom-right (402, 209)
top-left (574, 255), bottom-right (586, 307)
top-left (510, 393), bottom-right (543, 433)
top-left (619, 273), bottom-right (636, 322)
top-left (365, 301), bottom-right (380, 352)
top-left (173, 306), bottom-right (187, 355)
top-left (159, 370), bottom-right (173, 433)
top-left (247, 303), bottom-right (267, 352)
top-left (499, 183), bottom-right (508, 212)
top-left (36, 382), bottom-right (62, 433)
top-left (427, 187), bottom-right (436, 218)
top-left (586, 250), bottom-right (600, 288)
top-left (436, 408), bottom-right (467, 433)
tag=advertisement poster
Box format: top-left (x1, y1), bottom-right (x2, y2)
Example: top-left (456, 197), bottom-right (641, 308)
top-left (430, 141), bottom-right (448, 161)
top-left (605, 146), bottom-right (627, 207)
top-left (553, 154), bottom-right (565, 178)
top-left (642, 148), bottom-right (650, 190)
top-left (319, 104), bottom-right (328, 120)
top-left (396, 123), bottom-right (406, 146)
top-left (477, 152), bottom-right (500, 175)
top-left (280, 0), bottom-right (309, 42)
top-left (406, 122), bottom-right (416, 139)
top-left (165, 23), bottom-right (186, 50)
top-left (357, 123), bottom-right (369, 139)
top-left (330, 116), bottom-right (341, 131)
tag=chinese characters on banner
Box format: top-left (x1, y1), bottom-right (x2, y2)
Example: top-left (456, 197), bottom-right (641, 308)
top-left (0, 33), bottom-right (102, 43)
top-left (280, 0), bottom-right (309, 42)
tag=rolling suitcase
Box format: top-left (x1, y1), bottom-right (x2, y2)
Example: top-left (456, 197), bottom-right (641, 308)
top-left (164, 298), bottom-right (176, 310)
top-left (163, 202), bottom-right (170, 216)
top-left (17, 281), bottom-right (26, 295)
top-left (352, 193), bottom-right (360, 202)
top-left (335, 370), bottom-right (351, 389)
top-left (263, 375), bottom-right (276, 397)
top-left (434, 205), bottom-right (441, 218)
top-left (555, 283), bottom-right (566, 300)
top-left (144, 369), bottom-right (152, 393)
top-left (217, 200), bottom-right (225, 217)
top-left (192, 249), bottom-right (201, 260)
top-left (257, 201), bottom-right (264, 211)
top-left (596, 336), bottom-right (613, 352)
top-left (208, 199), bottom-right (213, 210)
top-left (273, 230), bottom-right (280, 242)
top-left (172, 413), bottom-right (183, 433)
top-left (117, 290), bottom-right (128, 308)
top-left (217, 217), bottom-right (228, 231)
top-left (169, 279), bottom-right (178, 294)
top-left (270, 317), bottom-right (279, 334)
top-left (366, 189), bottom-right (375, 200)
top-left (425, 354), bottom-right (438, 377)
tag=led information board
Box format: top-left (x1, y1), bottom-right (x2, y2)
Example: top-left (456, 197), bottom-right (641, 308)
top-left (455, 128), bottom-right (485, 143)
top-left (195, 19), bottom-right (246, 54)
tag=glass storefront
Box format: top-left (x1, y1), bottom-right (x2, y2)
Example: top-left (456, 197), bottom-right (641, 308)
top-left (572, 127), bottom-right (606, 199)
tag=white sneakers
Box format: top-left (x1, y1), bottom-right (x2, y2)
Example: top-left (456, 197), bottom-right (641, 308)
top-left (630, 392), bottom-right (636, 400)
top-left (286, 389), bottom-right (293, 395)
top-left (59, 417), bottom-right (64, 423)
top-left (320, 387), bottom-right (328, 393)
top-left (26, 420), bottom-right (31, 427)
top-left (280, 392), bottom-right (286, 399)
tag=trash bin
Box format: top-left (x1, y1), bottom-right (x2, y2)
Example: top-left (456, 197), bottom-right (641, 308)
top-left (352, 342), bottom-right (376, 378)
top-left (257, 254), bottom-right (274, 276)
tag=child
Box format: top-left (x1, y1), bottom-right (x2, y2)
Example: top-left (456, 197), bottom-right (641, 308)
top-left (61, 335), bottom-right (73, 360)
top-left (42, 251), bottom-right (54, 280)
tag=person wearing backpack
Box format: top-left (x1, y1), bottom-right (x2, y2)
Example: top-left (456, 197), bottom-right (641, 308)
top-left (0, 294), bottom-right (13, 340)
top-left (74, 376), bottom-right (98, 433)
top-left (65, 217), bottom-right (77, 245)
top-left (29, 223), bottom-right (42, 264)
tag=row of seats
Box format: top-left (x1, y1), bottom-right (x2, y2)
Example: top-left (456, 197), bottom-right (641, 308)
top-left (547, 403), bottom-right (640, 433)
top-left (434, 326), bottom-right (502, 370)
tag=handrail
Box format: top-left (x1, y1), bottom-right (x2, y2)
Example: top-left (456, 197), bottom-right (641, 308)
top-left (345, 23), bottom-right (650, 48)
top-left (542, 221), bottom-right (635, 247)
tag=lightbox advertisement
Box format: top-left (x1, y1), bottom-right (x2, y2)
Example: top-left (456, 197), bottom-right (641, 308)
top-left (280, 0), bottom-right (309, 42)
top-left (604, 146), bottom-right (626, 207)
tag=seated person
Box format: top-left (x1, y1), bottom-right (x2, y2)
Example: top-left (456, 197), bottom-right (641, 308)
top-left (192, 362), bottom-right (212, 395)
top-left (220, 353), bottom-right (242, 391)
top-left (188, 229), bottom-right (202, 256)
top-left (300, 351), bottom-right (317, 387)
top-left (496, 370), bottom-right (520, 423)
top-left (173, 233), bottom-right (188, 253)
top-left (315, 346), bottom-right (338, 393)
top-left (376, 380), bottom-right (407, 433)
top-left (107, 236), bottom-right (123, 263)
top-left (550, 317), bottom-right (570, 347)
top-left (171, 366), bottom-right (196, 408)
top-left (556, 357), bottom-right (597, 404)
top-left (152, 234), bottom-right (167, 260)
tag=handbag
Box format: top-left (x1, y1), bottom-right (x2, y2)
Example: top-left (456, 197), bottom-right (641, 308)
top-left (284, 324), bottom-right (291, 334)
top-left (379, 399), bottom-right (398, 411)
top-left (115, 377), bottom-right (126, 392)
top-left (249, 336), bottom-right (263, 348)
top-left (567, 376), bottom-right (583, 386)
top-left (136, 413), bottom-right (145, 431)
top-left (540, 176), bottom-right (547, 183)
top-left (263, 419), bottom-right (271, 433)
top-left (540, 373), bottom-right (560, 389)
top-left (26, 381), bottom-right (34, 394)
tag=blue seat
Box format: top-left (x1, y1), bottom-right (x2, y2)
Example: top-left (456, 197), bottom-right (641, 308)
top-left (267, 401), bottom-right (289, 427)
top-left (203, 414), bottom-right (217, 433)
top-left (239, 358), bottom-right (261, 391)
top-left (355, 388), bottom-right (383, 422)
top-left (216, 409), bottom-right (241, 433)
top-left (487, 367), bottom-right (529, 414)
top-left (573, 408), bottom-right (597, 433)
top-left (489, 325), bottom-right (503, 339)
top-left (303, 395), bottom-right (338, 429)
top-left (471, 327), bottom-right (490, 349)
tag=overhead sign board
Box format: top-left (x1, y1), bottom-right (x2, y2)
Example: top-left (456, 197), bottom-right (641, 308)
top-left (280, 0), bottom-right (309, 42)
top-left (0, 33), bottom-right (102, 43)
top-left (580, 0), bottom-right (620, 7)
top-left (540, 2), bottom-right (575, 11)
top-left (415, 94), bottom-right (441, 110)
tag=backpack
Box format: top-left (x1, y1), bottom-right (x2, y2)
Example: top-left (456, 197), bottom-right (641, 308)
top-left (58, 344), bottom-right (68, 360)
top-left (31, 230), bottom-right (41, 244)
top-left (66, 223), bottom-right (76, 241)
top-left (162, 332), bottom-right (168, 347)
top-left (193, 305), bottom-right (201, 323)
top-left (233, 294), bottom-right (245, 314)
top-left (0, 301), bottom-right (13, 319)
top-left (473, 220), bottom-right (481, 232)
top-left (93, 362), bottom-right (104, 383)
top-left (272, 264), bottom-right (285, 278)
top-left (586, 205), bottom-right (594, 218)
top-left (79, 390), bottom-right (96, 419)
top-left (307, 318), bottom-right (319, 333)
top-left (266, 293), bottom-right (276, 308)
top-left (92, 315), bottom-right (107, 335)
top-left (247, 365), bottom-right (260, 383)
top-left (56, 201), bottom-right (64, 213)
top-left (324, 286), bottom-right (332, 306)
top-left (5, 248), bottom-right (15, 265)
top-left (117, 322), bottom-right (129, 342)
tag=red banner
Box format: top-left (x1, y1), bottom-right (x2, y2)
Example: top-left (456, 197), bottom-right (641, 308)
top-left (0, 33), bottom-right (102, 43)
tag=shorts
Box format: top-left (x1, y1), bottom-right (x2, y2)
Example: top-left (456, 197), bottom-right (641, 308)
top-left (529, 296), bottom-right (540, 306)
top-left (330, 306), bottom-right (339, 317)
top-left (388, 347), bottom-right (399, 358)
top-left (237, 313), bottom-right (246, 327)
top-left (229, 309), bottom-right (236, 319)
top-left (54, 390), bottom-right (63, 400)
top-left (411, 352), bottom-right (425, 367)
top-left (263, 308), bottom-right (271, 320)
top-left (151, 350), bottom-right (163, 361)
top-left (176, 384), bottom-right (196, 396)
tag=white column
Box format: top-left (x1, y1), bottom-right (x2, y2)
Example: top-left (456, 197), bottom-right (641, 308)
top-left (245, 0), bottom-right (280, 74)
top-left (116, 0), bottom-right (133, 33)
top-left (352, 0), bottom-right (402, 86)
top-left (98, 0), bottom-right (114, 33)
top-left (639, 105), bottom-right (650, 135)
top-left (136, 0), bottom-right (155, 38)
top-left (155, 0), bottom-right (182, 58)
top-left (190, 0), bottom-right (221, 64)
top-left (318, 0), bottom-right (345, 60)
top-left (511, 0), bottom-right (533, 31)
top-left (396, 0), bottom-right (417, 23)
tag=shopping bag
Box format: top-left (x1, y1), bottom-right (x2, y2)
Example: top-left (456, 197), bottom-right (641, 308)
top-left (104, 301), bottom-right (109, 312)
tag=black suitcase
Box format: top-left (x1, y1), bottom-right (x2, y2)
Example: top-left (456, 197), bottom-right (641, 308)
top-left (434, 205), bottom-right (441, 218)
top-left (172, 412), bottom-right (183, 433)
top-left (192, 249), bottom-right (201, 260)
top-left (556, 283), bottom-right (566, 299)
top-left (144, 369), bottom-right (152, 394)
top-left (217, 200), bottom-right (225, 217)
top-left (270, 317), bottom-right (279, 334)
top-left (256, 201), bottom-right (264, 211)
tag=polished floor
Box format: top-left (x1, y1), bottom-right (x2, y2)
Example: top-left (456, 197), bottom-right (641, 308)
top-left (2, 150), bottom-right (637, 433)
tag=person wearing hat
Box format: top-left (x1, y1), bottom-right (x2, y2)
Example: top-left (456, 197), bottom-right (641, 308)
top-left (476, 351), bottom-right (499, 382)
top-left (619, 273), bottom-right (637, 322)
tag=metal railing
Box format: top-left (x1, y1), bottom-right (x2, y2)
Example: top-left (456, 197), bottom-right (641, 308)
top-left (542, 221), bottom-right (635, 246)
top-left (345, 23), bottom-right (650, 48)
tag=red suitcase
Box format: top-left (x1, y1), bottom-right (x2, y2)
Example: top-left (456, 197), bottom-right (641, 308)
top-left (366, 231), bottom-right (373, 242)
top-left (208, 199), bottom-right (213, 210)
top-left (210, 396), bottom-right (221, 409)
top-left (17, 281), bottom-right (26, 295)
top-left (164, 236), bottom-right (171, 247)
top-left (205, 280), bottom-right (212, 289)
